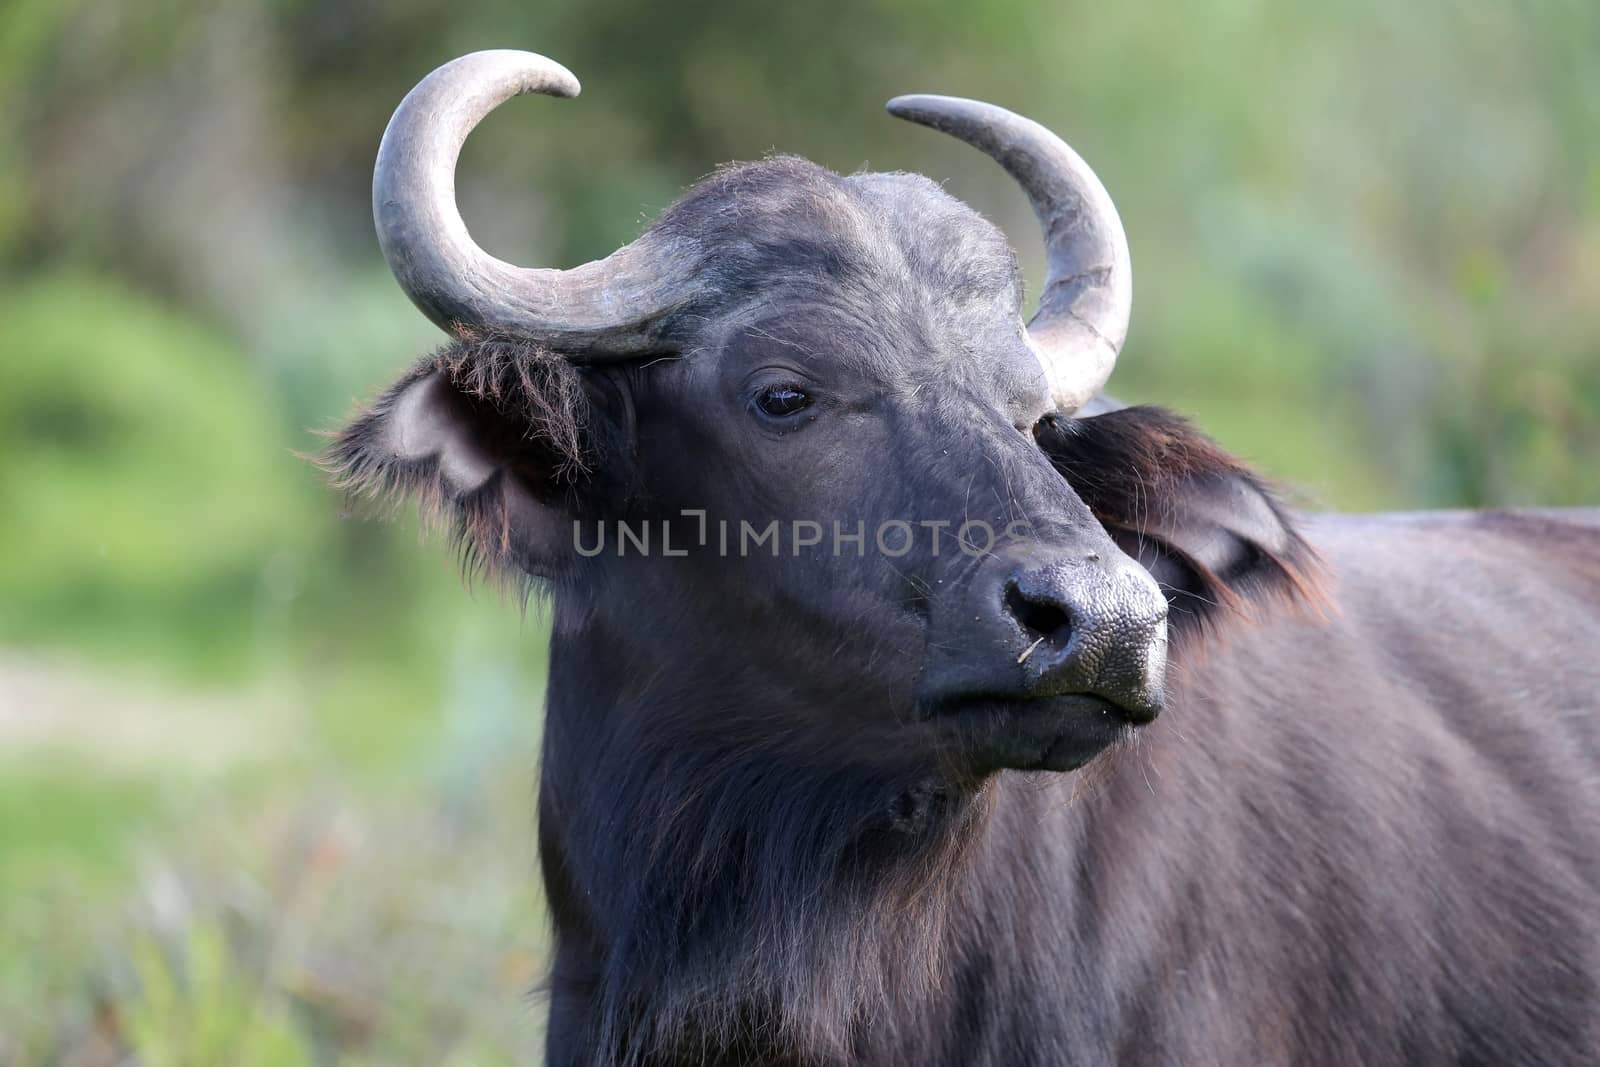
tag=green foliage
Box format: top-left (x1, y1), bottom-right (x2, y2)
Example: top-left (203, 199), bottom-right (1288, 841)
top-left (0, 275), bottom-right (318, 671)
top-left (124, 925), bottom-right (311, 1067)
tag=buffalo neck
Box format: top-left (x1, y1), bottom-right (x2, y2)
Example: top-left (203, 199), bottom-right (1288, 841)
top-left (535, 598), bottom-right (1178, 1062)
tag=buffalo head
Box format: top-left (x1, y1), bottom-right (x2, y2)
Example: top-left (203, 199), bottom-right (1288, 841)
top-left (332, 51), bottom-right (1308, 780)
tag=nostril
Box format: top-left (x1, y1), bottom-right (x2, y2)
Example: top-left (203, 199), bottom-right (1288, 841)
top-left (1003, 579), bottom-right (1071, 640)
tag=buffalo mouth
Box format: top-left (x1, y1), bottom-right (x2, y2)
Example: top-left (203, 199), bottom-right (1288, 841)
top-left (921, 693), bottom-right (1140, 773)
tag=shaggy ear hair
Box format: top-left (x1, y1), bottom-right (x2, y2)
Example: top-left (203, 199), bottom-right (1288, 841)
top-left (1036, 406), bottom-right (1325, 635)
top-left (321, 336), bottom-right (608, 585)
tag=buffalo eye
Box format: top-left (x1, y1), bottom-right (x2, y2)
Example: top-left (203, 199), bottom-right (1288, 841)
top-left (754, 384), bottom-right (812, 420)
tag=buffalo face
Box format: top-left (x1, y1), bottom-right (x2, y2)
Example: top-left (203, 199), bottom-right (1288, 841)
top-left (331, 52), bottom-right (1308, 782)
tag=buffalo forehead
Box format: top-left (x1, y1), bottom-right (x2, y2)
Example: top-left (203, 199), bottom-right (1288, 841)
top-left (657, 161), bottom-right (1043, 411)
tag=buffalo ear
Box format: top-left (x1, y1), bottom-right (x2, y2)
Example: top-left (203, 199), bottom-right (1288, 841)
top-left (1036, 406), bottom-right (1323, 631)
top-left (322, 337), bottom-right (613, 583)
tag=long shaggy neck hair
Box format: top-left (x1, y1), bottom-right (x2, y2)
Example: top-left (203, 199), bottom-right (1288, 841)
top-left (544, 708), bottom-right (1001, 1065)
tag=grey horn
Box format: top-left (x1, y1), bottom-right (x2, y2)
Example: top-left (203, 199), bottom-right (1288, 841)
top-left (886, 95), bottom-right (1132, 413)
top-left (374, 50), bottom-right (691, 356)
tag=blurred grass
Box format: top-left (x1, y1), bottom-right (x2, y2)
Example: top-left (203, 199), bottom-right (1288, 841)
top-left (0, 0), bottom-right (1596, 1062)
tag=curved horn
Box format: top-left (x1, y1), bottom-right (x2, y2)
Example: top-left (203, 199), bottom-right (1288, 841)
top-left (374, 50), bottom-right (691, 356)
top-left (886, 95), bottom-right (1131, 413)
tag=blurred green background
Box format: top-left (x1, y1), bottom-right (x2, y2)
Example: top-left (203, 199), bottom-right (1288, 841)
top-left (2, 1), bottom-right (1596, 1062)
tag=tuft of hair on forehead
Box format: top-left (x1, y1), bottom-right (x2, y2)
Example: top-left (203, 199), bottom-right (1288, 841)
top-left (649, 155), bottom-right (1023, 322)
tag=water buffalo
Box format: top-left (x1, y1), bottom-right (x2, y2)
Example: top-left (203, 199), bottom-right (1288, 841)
top-left (328, 50), bottom-right (1600, 1066)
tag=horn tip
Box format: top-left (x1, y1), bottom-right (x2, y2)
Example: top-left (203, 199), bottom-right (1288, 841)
top-left (885, 94), bottom-right (990, 134)
top-left (455, 48), bottom-right (581, 99)
top-left (886, 94), bottom-right (944, 119)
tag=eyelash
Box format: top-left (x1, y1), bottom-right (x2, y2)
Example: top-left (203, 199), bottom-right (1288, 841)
top-left (754, 384), bottom-right (813, 419)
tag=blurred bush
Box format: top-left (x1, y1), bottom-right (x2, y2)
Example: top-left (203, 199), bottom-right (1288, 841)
top-left (0, 276), bottom-right (317, 670)
top-left (125, 924), bottom-right (311, 1067)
